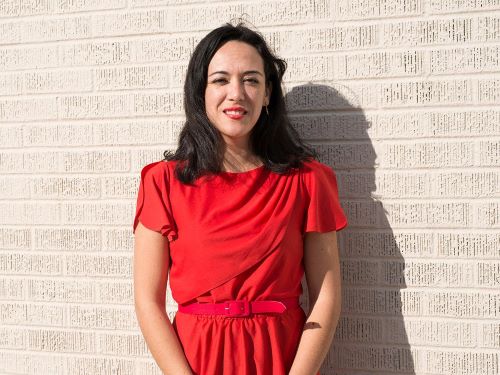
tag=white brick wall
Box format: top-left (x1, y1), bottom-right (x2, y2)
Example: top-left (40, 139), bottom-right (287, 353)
top-left (0, 0), bottom-right (499, 374)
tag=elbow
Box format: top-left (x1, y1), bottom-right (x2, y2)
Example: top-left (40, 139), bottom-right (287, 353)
top-left (134, 295), bottom-right (166, 316)
top-left (309, 292), bottom-right (342, 318)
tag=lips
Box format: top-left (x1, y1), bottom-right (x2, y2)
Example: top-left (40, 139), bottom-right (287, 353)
top-left (224, 111), bottom-right (245, 119)
top-left (223, 107), bottom-right (247, 115)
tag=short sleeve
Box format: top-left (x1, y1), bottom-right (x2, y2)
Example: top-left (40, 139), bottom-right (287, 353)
top-left (132, 161), bottom-right (178, 242)
top-left (301, 160), bottom-right (348, 233)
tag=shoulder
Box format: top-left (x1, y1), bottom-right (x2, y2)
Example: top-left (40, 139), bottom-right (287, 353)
top-left (139, 160), bottom-right (178, 181)
top-left (300, 158), bottom-right (337, 177)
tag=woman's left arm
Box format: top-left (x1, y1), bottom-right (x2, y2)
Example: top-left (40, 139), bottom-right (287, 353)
top-left (288, 230), bottom-right (342, 375)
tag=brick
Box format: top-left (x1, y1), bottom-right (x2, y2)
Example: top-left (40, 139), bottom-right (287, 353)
top-left (94, 281), bottom-right (133, 304)
top-left (427, 291), bottom-right (500, 318)
top-left (480, 322), bottom-right (500, 349)
top-left (430, 171), bottom-right (499, 197)
top-left (335, 50), bottom-right (423, 79)
top-left (370, 171), bottom-right (430, 198)
top-left (0, 125), bottom-right (23, 148)
top-left (131, 149), bottom-right (170, 171)
top-left (369, 110), bottom-right (500, 138)
top-left (341, 259), bottom-right (379, 285)
top-left (475, 202), bottom-right (500, 227)
top-left (58, 92), bottom-right (183, 119)
top-left (0, 176), bottom-right (30, 199)
top-left (333, 316), bottom-right (383, 343)
top-left (333, 0), bottom-right (422, 20)
top-left (378, 141), bottom-right (474, 168)
top-left (0, 151), bottom-right (60, 173)
top-left (61, 202), bottom-right (130, 226)
top-left (291, 112), bottom-right (371, 141)
top-left (0, 228), bottom-right (30, 250)
top-left (382, 201), bottom-right (471, 227)
top-left (24, 123), bottom-right (93, 146)
top-left (422, 349), bottom-right (499, 374)
top-left (66, 357), bottom-right (135, 375)
top-left (0, 327), bottom-right (24, 348)
top-left (343, 288), bottom-right (424, 315)
top-left (68, 305), bottom-right (137, 329)
top-left (370, 170), bottom-right (498, 198)
top-left (429, 0), bottom-right (500, 13)
top-left (381, 79), bottom-right (473, 107)
top-left (132, 0), bottom-right (205, 5)
top-left (0, 202), bottom-right (60, 225)
top-left (284, 54), bottom-right (335, 81)
top-left (0, 253), bottom-right (62, 275)
top-left (55, 0), bottom-right (127, 13)
top-left (478, 79), bottom-right (500, 104)
top-left (26, 328), bottom-right (95, 352)
top-left (103, 228), bottom-right (135, 252)
top-left (327, 344), bottom-right (415, 372)
top-left (92, 9), bottom-right (168, 37)
top-left (104, 176), bottom-right (137, 201)
top-left (133, 36), bottom-right (200, 63)
top-left (0, 71), bottom-right (23, 95)
top-left (0, 352), bottom-right (65, 375)
top-left (479, 140), bottom-right (500, 166)
top-left (61, 40), bottom-right (133, 66)
top-left (94, 65), bottom-right (169, 90)
top-left (31, 176), bottom-right (100, 199)
top-left (477, 262), bottom-right (500, 287)
top-left (437, 233), bottom-right (500, 258)
top-left (0, 0), bottom-right (19, 18)
top-left (24, 69), bottom-right (92, 94)
top-left (65, 254), bottom-right (132, 277)
top-left (33, 228), bottom-right (101, 251)
top-left (170, 0), bottom-right (331, 31)
top-left (0, 45), bottom-right (58, 70)
top-left (0, 97), bottom-right (58, 122)
top-left (0, 15), bottom-right (91, 44)
top-left (430, 46), bottom-right (500, 74)
top-left (386, 318), bottom-right (476, 347)
top-left (0, 302), bottom-right (64, 325)
top-left (383, 17), bottom-right (475, 47)
top-left (0, 278), bottom-right (25, 299)
top-left (97, 332), bottom-right (149, 355)
top-left (28, 279), bottom-right (93, 302)
top-left (382, 260), bottom-right (475, 287)
top-left (60, 150), bottom-right (129, 172)
top-left (342, 230), bottom-right (434, 258)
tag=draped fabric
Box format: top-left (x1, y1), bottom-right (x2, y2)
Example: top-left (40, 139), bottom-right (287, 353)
top-left (133, 158), bottom-right (348, 375)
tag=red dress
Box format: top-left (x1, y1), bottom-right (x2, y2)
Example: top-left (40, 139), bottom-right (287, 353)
top-left (133, 158), bottom-right (348, 375)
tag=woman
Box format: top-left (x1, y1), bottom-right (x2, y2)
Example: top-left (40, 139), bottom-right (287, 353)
top-left (133, 21), bottom-right (347, 375)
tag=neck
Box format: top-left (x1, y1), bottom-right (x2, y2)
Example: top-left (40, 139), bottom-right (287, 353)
top-left (222, 143), bottom-right (262, 172)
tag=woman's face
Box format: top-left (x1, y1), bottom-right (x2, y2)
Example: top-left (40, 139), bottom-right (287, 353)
top-left (205, 40), bottom-right (271, 147)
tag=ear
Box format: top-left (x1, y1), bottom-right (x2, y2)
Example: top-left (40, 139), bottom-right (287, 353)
top-left (265, 81), bottom-right (272, 105)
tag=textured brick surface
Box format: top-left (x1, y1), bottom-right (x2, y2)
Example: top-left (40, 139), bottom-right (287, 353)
top-left (0, 1), bottom-right (499, 374)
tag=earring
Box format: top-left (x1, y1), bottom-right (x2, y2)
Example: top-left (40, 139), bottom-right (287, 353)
top-left (265, 105), bottom-right (269, 116)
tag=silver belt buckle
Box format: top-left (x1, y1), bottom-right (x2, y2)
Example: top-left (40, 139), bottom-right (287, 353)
top-left (224, 300), bottom-right (251, 317)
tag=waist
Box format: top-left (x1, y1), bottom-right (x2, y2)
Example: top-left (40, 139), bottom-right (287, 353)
top-left (177, 297), bottom-right (300, 317)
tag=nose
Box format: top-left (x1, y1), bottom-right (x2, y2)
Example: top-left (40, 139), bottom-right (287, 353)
top-left (227, 80), bottom-right (245, 101)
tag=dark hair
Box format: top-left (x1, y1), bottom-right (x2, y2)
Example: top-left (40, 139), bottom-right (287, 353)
top-left (163, 21), bottom-right (318, 184)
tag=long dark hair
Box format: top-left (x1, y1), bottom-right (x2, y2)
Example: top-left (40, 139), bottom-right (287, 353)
top-left (164, 21), bottom-right (318, 184)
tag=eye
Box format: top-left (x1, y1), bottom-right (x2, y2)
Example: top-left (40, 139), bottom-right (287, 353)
top-left (245, 78), bottom-right (259, 84)
top-left (212, 78), bottom-right (227, 84)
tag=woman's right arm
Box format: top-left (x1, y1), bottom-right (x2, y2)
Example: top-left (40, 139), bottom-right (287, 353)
top-left (133, 221), bottom-right (193, 375)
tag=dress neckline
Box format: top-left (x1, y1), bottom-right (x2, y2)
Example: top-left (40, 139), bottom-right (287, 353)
top-left (218, 164), bottom-right (265, 175)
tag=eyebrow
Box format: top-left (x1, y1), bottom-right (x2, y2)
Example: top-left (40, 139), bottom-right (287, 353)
top-left (208, 70), bottom-right (264, 77)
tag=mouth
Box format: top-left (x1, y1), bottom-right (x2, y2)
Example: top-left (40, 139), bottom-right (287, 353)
top-left (223, 109), bottom-right (247, 119)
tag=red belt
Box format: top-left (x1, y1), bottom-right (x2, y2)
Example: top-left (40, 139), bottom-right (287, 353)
top-left (177, 297), bottom-right (299, 317)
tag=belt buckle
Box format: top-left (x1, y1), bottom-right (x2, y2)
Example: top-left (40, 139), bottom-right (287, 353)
top-left (224, 300), bottom-right (251, 317)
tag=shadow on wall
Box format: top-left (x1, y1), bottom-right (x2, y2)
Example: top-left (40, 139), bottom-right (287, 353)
top-left (286, 83), bottom-right (416, 375)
